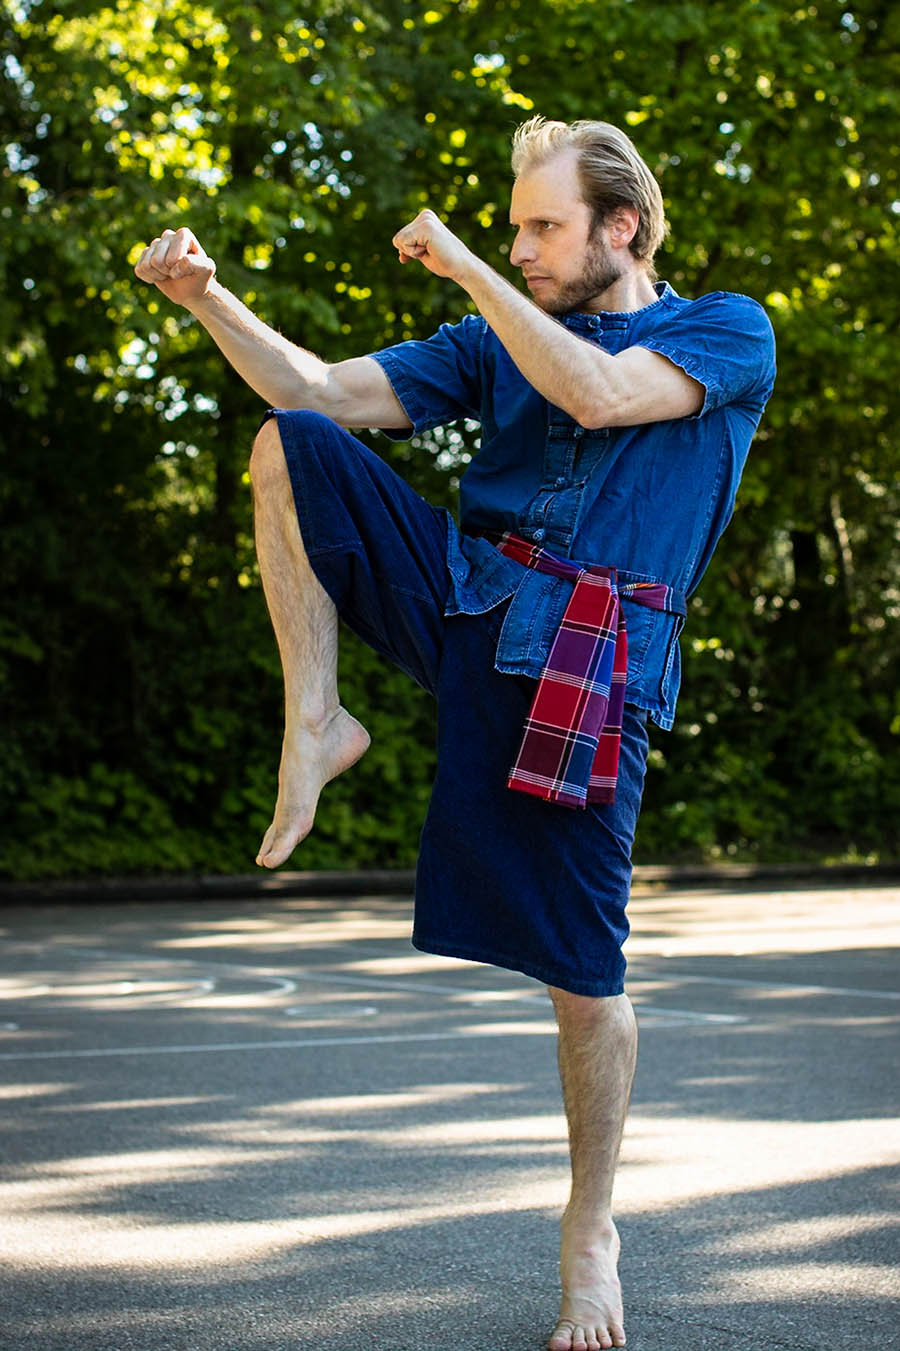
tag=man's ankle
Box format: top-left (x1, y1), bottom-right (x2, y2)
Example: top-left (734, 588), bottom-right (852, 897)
top-left (284, 702), bottom-right (342, 734)
top-left (562, 1204), bottom-right (616, 1234)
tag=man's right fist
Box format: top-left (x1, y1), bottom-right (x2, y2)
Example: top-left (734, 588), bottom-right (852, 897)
top-left (134, 227), bottom-right (216, 306)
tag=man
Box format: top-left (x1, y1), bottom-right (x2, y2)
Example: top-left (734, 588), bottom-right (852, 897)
top-left (135, 116), bottom-right (775, 1350)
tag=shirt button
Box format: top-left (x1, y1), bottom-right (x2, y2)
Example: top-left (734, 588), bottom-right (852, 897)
top-left (555, 477), bottom-right (567, 489)
top-left (532, 528), bottom-right (546, 542)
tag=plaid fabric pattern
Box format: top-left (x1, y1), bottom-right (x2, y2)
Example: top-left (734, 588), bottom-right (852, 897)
top-left (491, 533), bottom-right (675, 808)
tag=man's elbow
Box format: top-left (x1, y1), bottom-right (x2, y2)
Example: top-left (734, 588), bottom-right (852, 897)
top-left (576, 406), bottom-right (610, 430)
top-left (571, 364), bottom-right (632, 429)
top-left (576, 382), bottom-right (704, 429)
top-left (573, 392), bottom-right (623, 430)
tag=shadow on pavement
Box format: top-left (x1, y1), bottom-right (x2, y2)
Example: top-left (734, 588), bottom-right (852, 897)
top-left (0, 894), bottom-right (897, 1350)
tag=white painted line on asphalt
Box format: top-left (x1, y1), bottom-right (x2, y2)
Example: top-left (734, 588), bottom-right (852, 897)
top-left (649, 970), bottom-right (900, 1002)
top-left (15, 942), bottom-right (547, 1003)
top-left (283, 1003), bottom-right (379, 1019)
top-left (0, 1030), bottom-right (500, 1063)
top-left (0, 1003), bottom-right (745, 1063)
top-left (2, 946), bottom-right (300, 1004)
top-left (50, 946), bottom-right (301, 999)
top-left (3, 977), bottom-right (218, 1005)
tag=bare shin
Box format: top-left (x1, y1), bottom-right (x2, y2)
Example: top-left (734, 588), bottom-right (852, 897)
top-left (250, 417), bottom-right (339, 728)
top-left (249, 416), bottom-right (370, 868)
top-left (549, 989), bottom-right (637, 1220)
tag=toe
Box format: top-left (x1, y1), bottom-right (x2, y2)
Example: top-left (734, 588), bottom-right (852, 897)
top-left (257, 819), bottom-right (304, 868)
top-left (255, 825), bottom-right (276, 867)
top-left (262, 836), bottom-right (295, 868)
top-left (548, 1321), bottom-right (577, 1351)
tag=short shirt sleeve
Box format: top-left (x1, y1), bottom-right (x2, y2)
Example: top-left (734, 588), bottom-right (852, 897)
top-left (368, 313), bottom-right (486, 438)
top-left (635, 291), bottom-right (776, 417)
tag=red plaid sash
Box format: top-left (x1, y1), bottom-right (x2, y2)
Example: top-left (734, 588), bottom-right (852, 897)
top-left (491, 533), bottom-right (679, 808)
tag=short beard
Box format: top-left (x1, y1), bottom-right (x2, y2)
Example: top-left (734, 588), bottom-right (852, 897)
top-left (536, 236), bottom-right (623, 316)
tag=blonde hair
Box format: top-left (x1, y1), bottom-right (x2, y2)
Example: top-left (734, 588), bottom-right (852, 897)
top-left (511, 116), bottom-right (668, 271)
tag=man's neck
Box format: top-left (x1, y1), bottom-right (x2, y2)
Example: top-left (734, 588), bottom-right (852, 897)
top-left (584, 270), bottom-right (660, 315)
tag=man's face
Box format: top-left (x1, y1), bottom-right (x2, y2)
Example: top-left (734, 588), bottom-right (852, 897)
top-left (509, 148), bottom-right (622, 314)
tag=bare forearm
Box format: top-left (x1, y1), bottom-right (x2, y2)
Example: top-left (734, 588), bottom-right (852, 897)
top-left (457, 258), bottom-right (702, 427)
top-left (458, 259), bottom-right (621, 427)
top-left (135, 227), bottom-right (409, 426)
top-left (181, 279), bottom-right (409, 430)
top-left (185, 279), bottom-right (332, 410)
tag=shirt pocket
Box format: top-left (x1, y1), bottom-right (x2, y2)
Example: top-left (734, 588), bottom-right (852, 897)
top-left (617, 566), bottom-right (686, 720)
top-left (623, 605), bottom-right (683, 718)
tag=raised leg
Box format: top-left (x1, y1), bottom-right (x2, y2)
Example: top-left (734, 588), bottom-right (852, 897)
top-left (547, 988), bottom-right (637, 1351)
top-left (249, 416), bottom-right (370, 868)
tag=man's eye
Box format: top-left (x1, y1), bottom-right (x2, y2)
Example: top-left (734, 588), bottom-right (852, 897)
top-left (539, 221), bottom-right (555, 231)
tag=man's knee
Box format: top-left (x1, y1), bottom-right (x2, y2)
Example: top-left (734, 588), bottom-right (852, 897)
top-left (549, 987), bottom-right (633, 1028)
top-left (250, 414), bottom-right (288, 493)
top-left (251, 409), bottom-right (346, 489)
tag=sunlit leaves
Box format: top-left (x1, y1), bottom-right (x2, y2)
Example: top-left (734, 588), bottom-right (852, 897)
top-left (1, 0), bottom-right (898, 874)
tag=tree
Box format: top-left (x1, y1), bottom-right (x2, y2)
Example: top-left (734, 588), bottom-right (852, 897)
top-left (1, 0), bottom-right (897, 877)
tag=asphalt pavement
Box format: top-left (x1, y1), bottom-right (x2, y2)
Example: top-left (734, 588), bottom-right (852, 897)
top-left (1, 877), bottom-right (898, 1350)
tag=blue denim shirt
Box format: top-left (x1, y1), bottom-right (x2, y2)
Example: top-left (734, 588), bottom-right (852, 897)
top-left (370, 281), bottom-right (775, 729)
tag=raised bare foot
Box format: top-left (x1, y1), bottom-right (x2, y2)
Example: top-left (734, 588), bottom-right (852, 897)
top-left (255, 707), bottom-right (370, 868)
top-left (548, 1216), bottom-right (626, 1351)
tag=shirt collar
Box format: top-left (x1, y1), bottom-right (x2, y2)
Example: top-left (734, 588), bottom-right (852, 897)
top-left (562, 281), bottom-right (677, 332)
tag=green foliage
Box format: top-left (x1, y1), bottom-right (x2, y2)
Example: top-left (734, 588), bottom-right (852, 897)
top-left (1, 0), bottom-right (898, 877)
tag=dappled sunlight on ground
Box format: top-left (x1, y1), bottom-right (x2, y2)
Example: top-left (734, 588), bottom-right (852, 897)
top-left (715, 1212), bottom-right (897, 1254)
top-left (1, 882), bottom-right (897, 1347)
top-left (627, 885), bottom-right (900, 958)
top-left (161, 902), bottom-right (416, 950)
top-left (617, 1115), bottom-right (899, 1209)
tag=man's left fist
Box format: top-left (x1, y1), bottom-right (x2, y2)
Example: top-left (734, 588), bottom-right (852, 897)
top-left (392, 209), bottom-right (473, 281)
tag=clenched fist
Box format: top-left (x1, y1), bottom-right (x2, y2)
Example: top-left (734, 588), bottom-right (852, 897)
top-left (134, 227), bottom-right (216, 307)
top-left (392, 209), bottom-right (475, 282)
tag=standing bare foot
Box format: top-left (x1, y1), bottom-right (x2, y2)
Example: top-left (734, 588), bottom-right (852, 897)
top-left (255, 707), bottom-right (370, 868)
top-left (548, 1213), bottom-right (626, 1350)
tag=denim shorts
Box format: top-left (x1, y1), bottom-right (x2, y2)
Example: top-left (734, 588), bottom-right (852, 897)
top-left (266, 409), bottom-right (650, 997)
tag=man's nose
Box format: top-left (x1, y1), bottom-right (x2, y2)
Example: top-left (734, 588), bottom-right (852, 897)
top-left (509, 229), bottom-right (534, 268)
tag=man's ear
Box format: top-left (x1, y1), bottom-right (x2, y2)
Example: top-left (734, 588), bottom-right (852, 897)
top-left (607, 206), bottom-right (640, 250)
